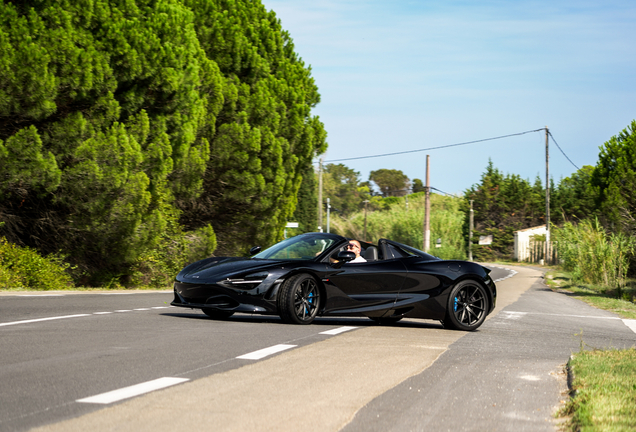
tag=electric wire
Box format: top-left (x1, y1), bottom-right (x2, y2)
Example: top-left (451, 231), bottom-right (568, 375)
top-left (430, 187), bottom-right (455, 196)
top-left (321, 128), bottom-right (546, 163)
top-left (548, 130), bottom-right (580, 171)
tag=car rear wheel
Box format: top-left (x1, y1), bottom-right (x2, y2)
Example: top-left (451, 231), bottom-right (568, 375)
top-left (202, 308), bottom-right (234, 320)
top-left (278, 274), bottom-right (320, 324)
top-left (444, 280), bottom-right (488, 331)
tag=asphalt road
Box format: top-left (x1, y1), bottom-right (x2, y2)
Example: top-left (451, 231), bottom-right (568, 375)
top-left (1, 265), bottom-right (635, 432)
top-left (343, 268), bottom-right (636, 431)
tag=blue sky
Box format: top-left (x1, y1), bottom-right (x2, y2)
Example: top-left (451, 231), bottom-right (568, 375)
top-left (262, 0), bottom-right (636, 194)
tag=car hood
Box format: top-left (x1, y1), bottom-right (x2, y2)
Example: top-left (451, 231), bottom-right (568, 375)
top-left (177, 257), bottom-right (286, 282)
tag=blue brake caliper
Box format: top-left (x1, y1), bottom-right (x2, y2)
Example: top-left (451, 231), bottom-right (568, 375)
top-left (306, 292), bottom-right (314, 314)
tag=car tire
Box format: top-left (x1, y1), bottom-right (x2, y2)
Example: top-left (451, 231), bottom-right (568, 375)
top-left (277, 273), bottom-right (320, 324)
top-left (443, 280), bottom-right (488, 331)
top-left (202, 308), bottom-right (234, 320)
top-left (369, 316), bottom-right (403, 325)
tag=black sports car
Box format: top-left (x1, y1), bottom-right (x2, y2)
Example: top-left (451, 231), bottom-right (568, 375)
top-left (172, 232), bottom-right (496, 331)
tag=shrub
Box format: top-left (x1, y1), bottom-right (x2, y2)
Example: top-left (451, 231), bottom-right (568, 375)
top-left (554, 218), bottom-right (635, 289)
top-left (130, 224), bottom-right (217, 288)
top-left (0, 238), bottom-right (74, 290)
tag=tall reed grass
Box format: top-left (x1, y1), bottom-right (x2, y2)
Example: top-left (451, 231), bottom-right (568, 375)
top-left (329, 194), bottom-right (466, 260)
top-left (554, 218), bottom-right (635, 289)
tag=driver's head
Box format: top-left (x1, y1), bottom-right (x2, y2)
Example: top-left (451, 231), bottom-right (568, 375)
top-left (347, 240), bottom-right (362, 258)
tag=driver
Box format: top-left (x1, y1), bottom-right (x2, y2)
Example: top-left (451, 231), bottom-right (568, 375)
top-left (346, 240), bottom-right (367, 263)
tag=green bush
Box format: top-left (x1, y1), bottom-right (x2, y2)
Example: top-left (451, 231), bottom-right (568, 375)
top-left (130, 224), bottom-right (217, 288)
top-left (0, 238), bottom-right (74, 290)
top-left (554, 218), bottom-right (635, 289)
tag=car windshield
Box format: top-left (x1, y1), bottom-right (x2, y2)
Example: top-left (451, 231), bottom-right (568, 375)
top-left (252, 234), bottom-right (340, 260)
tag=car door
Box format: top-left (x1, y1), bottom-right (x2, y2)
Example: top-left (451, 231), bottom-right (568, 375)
top-left (321, 245), bottom-right (407, 314)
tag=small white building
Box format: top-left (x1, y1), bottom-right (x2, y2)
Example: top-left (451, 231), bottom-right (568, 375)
top-left (513, 225), bottom-right (547, 262)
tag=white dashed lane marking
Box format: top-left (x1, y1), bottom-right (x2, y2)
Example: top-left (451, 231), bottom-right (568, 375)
top-left (0, 307), bottom-right (175, 327)
top-left (76, 377), bottom-right (189, 404)
top-left (236, 344), bottom-right (297, 360)
top-left (320, 326), bottom-right (357, 335)
top-left (0, 314), bottom-right (91, 327)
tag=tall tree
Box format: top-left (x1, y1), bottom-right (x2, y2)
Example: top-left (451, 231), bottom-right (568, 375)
top-left (591, 120), bottom-right (636, 234)
top-left (291, 163), bottom-right (318, 233)
top-left (0, 0), bottom-right (326, 280)
top-left (369, 168), bottom-right (410, 197)
top-left (412, 178), bottom-right (425, 193)
top-left (464, 160), bottom-right (546, 260)
top-left (178, 0), bottom-right (327, 253)
top-left (321, 163), bottom-right (368, 216)
top-left (552, 165), bottom-right (597, 223)
top-left (0, 0), bottom-right (220, 278)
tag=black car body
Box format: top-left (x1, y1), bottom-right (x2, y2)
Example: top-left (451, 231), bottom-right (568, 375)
top-left (172, 232), bottom-right (496, 331)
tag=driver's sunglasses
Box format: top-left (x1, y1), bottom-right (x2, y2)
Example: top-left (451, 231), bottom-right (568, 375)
top-left (347, 243), bottom-right (359, 249)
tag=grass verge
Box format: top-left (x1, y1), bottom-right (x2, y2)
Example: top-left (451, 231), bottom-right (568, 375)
top-left (561, 348), bottom-right (636, 431)
top-left (542, 269), bottom-right (636, 430)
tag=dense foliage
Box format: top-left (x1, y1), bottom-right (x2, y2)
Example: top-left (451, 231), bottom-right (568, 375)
top-left (330, 193), bottom-right (466, 260)
top-left (321, 163), bottom-right (373, 216)
top-left (465, 121), bottom-right (636, 268)
top-left (591, 120), bottom-right (636, 235)
top-left (554, 218), bottom-right (634, 289)
top-left (463, 160), bottom-right (547, 260)
top-left (0, 0), bottom-right (326, 284)
top-left (369, 168), bottom-right (410, 197)
top-left (0, 235), bottom-right (74, 290)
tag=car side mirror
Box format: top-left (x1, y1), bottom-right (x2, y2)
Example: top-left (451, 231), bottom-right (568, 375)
top-left (337, 251), bottom-right (356, 262)
top-left (249, 246), bottom-right (261, 256)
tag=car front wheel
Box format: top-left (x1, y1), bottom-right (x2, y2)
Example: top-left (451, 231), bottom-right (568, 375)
top-left (444, 280), bottom-right (488, 331)
top-left (277, 274), bottom-right (320, 324)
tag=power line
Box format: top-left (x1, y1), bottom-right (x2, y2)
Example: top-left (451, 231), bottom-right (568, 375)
top-left (320, 128), bottom-right (546, 163)
top-left (548, 130), bottom-right (580, 171)
top-left (430, 187), bottom-right (455, 196)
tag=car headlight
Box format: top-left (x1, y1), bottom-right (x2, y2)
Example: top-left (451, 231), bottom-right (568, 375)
top-left (244, 271), bottom-right (269, 281)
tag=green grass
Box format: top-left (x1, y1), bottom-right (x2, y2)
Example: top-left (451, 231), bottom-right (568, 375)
top-left (544, 271), bottom-right (636, 320)
top-left (562, 348), bottom-right (636, 432)
top-left (545, 270), bottom-right (636, 430)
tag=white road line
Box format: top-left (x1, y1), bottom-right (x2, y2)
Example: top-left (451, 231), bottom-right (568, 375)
top-left (1, 307), bottom-right (171, 327)
top-left (320, 326), bottom-right (358, 335)
top-left (237, 344), bottom-right (297, 360)
top-left (502, 311), bottom-right (527, 320)
top-left (505, 311), bottom-right (621, 320)
top-left (0, 314), bottom-right (91, 327)
top-left (489, 266), bottom-right (518, 283)
top-left (622, 319), bottom-right (636, 334)
top-left (76, 377), bottom-right (189, 404)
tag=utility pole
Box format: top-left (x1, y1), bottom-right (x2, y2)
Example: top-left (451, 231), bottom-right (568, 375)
top-left (469, 199), bottom-right (474, 261)
top-left (423, 155), bottom-right (431, 252)
top-left (318, 158), bottom-right (323, 232)
top-left (545, 126), bottom-right (550, 264)
top-left (326, 197), bottom-right (331, 233)
top-left (364, 200), bottom-right (369, 241)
